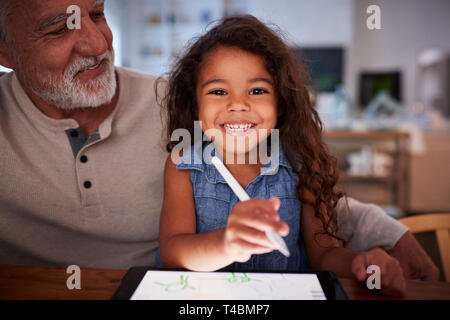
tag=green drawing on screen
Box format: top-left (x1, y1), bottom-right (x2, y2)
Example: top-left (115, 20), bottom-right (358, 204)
top-left (227, 272), bottom-right (262, 284)
top-left (152, 272), bottom-right (262, 293)
top-left (153, 275), bottom-right (195, 292)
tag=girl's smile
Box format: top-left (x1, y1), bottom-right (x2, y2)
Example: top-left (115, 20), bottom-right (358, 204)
top-left (220, 120), bottom-right (258, 136)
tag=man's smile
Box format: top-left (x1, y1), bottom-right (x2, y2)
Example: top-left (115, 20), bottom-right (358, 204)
top-left (75, 59), bottom-right (106, 80)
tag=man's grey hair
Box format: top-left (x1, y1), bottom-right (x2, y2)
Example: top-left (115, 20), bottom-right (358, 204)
top-left (0, 0), bottom-right (15, 44)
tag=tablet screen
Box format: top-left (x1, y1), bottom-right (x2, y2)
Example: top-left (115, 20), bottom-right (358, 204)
top-left (130, 270), bottom-right (327, 300)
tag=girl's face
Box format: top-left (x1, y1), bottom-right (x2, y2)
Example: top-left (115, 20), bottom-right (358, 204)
top-left (196, 46), bottom-right (277, 159)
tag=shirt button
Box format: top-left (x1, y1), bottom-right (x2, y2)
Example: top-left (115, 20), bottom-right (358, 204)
top-left (80, 155), bottom-right (88, 163)
top-left (84, 181), bottom-right (92, 189)
top-left (70, 130), bottom-right (79, 138)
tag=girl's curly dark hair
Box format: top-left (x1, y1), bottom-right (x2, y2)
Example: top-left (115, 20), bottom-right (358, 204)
top-left (157, 15), bottom-right (344, 242)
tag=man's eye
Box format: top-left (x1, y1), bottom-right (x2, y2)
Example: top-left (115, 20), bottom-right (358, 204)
top-left (49, 26), bottom-right (67, 35)
top-left (92, 11), bottom-right (105, 19)
top-left (208, 90), bottom-right (227, 95)
top-left (250, 88), bottom-right (268, 95)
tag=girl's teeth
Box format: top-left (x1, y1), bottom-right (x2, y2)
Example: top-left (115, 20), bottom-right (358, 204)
top-left (224, 123), bottom-right (253, 131)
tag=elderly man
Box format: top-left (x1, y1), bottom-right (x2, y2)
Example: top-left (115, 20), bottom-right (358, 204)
top-left (0, 0), bottom-right (439, 280)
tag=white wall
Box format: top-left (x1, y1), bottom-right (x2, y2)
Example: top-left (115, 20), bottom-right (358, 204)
top-left (104, 0), bottom-right (354, 75)
top-left (105, 0), bottom-right (127, 67)
top-left (346, 0), bottom-right (450, 112)
top-left (246, 0), bottom-right (354, 47)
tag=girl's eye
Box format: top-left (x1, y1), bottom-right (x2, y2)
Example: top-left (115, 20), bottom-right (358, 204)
top-left (208, 89), bottom-right (227, 95)
top-left (249, 88), bottom-right (268, 95)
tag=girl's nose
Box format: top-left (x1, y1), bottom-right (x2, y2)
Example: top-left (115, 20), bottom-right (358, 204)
top-left (227, 102), bottom-right (250, 112)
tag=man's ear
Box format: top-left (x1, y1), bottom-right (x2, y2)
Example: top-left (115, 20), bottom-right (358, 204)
top-left (0, 40), bottom-right (14, 69)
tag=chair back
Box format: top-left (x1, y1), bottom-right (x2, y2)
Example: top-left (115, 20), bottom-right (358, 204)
top-left (399, 213), bottom-right (450, 281)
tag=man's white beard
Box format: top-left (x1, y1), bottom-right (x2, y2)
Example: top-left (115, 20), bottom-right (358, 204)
top-left (24, 50), bottom-right (117, 110)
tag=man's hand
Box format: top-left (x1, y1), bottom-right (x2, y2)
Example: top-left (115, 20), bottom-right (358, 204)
top-left (387, 231), bottom-right (440, 281)
top-left (352, 248), bottom-right (406, 297)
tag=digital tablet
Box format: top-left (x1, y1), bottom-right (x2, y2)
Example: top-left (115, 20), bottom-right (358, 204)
top-left (112, 267), bottom-right (348, 300)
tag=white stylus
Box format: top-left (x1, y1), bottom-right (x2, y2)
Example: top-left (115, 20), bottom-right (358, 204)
top-left (211, 156), bottom-right (290, 257)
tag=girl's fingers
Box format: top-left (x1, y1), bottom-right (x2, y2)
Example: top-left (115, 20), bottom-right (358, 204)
top-left (236, 199), bottom-right (280, 221)
top-left (268, 196), bottom-right (281, 211)
top-left (229, 239), bottom-right (274, 262)
top-left (231, 210), bottom-right (289, 235)
top-left (231, 200), bottom-right (288, 233)
top-left (277, 223), bottom-right (289, 237)
top-left (230, 225), bottom-right (275, 249)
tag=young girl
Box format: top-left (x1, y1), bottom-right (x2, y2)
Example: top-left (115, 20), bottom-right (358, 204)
top-left (157, 15), bottom-right (405, 296)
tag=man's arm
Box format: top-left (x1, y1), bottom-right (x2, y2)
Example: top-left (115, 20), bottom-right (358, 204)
top-left (336, 197), bottom-right (408, 251)
top-left (336, 197), bottom-right (439, 281)
top-left (387, 231), bottom-right (440, 281)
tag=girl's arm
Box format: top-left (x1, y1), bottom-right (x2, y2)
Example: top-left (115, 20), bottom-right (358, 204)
top-left (159, 156), bottom-right (287, 271)
top-left (301, 190), bottom-right (406, 297)
top-left (159, 156), bottom-right (233, 271)
top-left (301, 200), bottom-right (358, 277)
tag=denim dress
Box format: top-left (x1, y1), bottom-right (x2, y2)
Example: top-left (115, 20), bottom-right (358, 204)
top-left (155, 141), bottom-right (310, 271)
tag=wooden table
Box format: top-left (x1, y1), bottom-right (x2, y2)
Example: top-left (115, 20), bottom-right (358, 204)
top-left (1, 264), bottom-right (450, 300)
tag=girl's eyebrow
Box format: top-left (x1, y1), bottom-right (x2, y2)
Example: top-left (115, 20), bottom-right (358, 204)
top-left (249, 77), bottom-right (274, 85)
top-left (201, 78), bottom-right (227, 89)
top-left (201, 77), bottom-right (273, 89)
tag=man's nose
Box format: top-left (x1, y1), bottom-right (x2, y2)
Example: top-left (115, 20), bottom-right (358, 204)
top-left (73, 18), bottom-right (109, 57)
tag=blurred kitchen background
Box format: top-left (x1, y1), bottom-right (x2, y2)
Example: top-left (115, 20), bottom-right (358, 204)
top-left (2, 0), bottom-right (448, 279)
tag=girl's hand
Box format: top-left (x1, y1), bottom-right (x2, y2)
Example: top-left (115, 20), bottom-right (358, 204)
top-left (222, 197), bottom-right (289, 263)
top-left (351, 248), bottom-right (406, 297)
